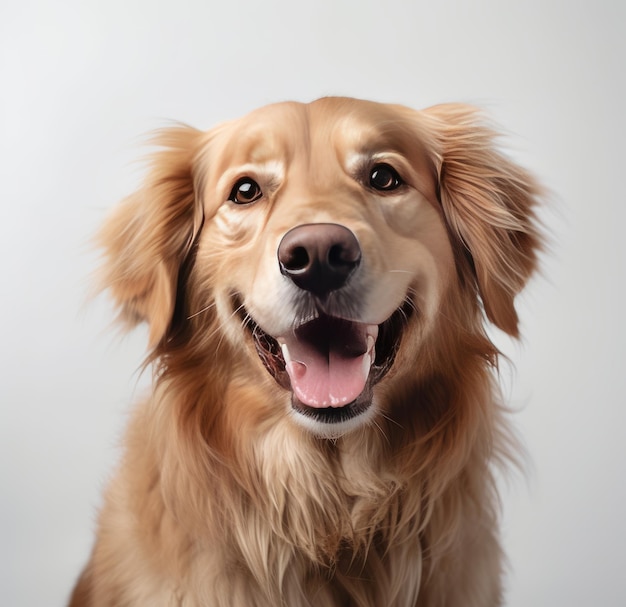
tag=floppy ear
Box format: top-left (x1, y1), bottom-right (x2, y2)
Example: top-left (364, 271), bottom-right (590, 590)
top-left (98, 126), bottom-right (204, 345)
top-left (421, 104), bottom-right (543, 337)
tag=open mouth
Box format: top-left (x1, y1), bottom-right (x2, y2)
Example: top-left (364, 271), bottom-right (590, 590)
top-left (245, 301), bottom-right (412, 426)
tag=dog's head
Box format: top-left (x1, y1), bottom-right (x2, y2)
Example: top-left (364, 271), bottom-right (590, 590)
top-left (100, 97), bottom-right (541, 438)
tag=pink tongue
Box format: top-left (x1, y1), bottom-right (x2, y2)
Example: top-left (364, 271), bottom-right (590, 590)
top-left (279, 318), bottom-right (378, 408)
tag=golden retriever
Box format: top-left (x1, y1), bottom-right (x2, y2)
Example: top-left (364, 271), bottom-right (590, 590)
top-left (70, 97), bottom-right (542, 606)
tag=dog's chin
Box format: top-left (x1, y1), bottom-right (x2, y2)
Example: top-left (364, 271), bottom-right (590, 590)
top-left (240, 299), bottom-right (412, 437)
top-left (289, 389), bottom-right (378, 439)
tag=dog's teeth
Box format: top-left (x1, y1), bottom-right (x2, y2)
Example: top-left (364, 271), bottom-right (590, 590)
top-left (280, 342), bottom-right (292, 365)
top-left (362, 352), bottom-right (372, 375)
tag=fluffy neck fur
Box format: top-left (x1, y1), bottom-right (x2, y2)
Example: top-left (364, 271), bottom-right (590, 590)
top-left (128, 289), bottom-right (509, 606)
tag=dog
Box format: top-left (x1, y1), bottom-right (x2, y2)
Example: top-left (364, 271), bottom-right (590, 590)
top-left (69, 97), bottom-right (542, 606)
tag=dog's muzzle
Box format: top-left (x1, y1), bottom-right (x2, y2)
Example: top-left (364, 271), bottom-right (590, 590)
top-left (275, 224), bottom-right (373, 408)
top-left (241, 223), bottom-right (412, 429)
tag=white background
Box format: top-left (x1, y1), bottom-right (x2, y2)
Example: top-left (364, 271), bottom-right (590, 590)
top-left (1, 1), bottom-right (624, 605)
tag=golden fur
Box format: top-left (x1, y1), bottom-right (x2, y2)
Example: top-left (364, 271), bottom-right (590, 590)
top-left (70, 97), bottom-right (542, 606)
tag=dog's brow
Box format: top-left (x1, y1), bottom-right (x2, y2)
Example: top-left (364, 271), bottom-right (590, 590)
top-left (216, 160), bottom-right (285, 192)
top-left (344, 150), bottom-right (410, 174)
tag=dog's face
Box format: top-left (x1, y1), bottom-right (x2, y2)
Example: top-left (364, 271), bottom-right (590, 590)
top-left (196, 99), bottom-right (453, 435)
top-left (101, 97), bottom-right (540, 438)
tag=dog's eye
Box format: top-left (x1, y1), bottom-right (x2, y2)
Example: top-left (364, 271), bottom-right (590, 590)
top-left (369, 164), bottom-right (403, 192)
top-left (228, 178), bottom-right (263, 205)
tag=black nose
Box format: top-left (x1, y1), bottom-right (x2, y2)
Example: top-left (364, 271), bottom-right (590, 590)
top-left (277, 223), bottom-right (361, 297)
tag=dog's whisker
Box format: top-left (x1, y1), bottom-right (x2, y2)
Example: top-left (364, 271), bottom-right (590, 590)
top-left (198, 301), bottom-right (248, 350)
top-left (187, 301), bottom-right (217, 320)
top-left (369, 416), bottom-right (391, 445)
top-left (379, 410), bottom-right (404, 431)
top-left (216, 302), bottom-right (248, 350)
top-left (402, 291), bottom-right (420, 317)
top-left (239, 311), bottom-right (254, 331)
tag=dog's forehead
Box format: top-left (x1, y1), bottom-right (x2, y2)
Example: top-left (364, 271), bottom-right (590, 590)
top-left (214, 98), bottom-right (428, 165)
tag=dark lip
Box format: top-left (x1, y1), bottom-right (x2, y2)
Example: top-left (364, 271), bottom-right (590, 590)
top-left (290, 387), bottom-right (374, 424)
top-left (242, 300), bottom-right (413, 422)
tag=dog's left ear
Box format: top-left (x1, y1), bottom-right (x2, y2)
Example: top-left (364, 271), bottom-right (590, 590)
top-left (98, 127), bottom-right (204, 346)
top-left (420, 104), bottom-right (543, 337)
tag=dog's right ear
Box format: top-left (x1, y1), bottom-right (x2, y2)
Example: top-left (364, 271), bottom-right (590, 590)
top-left (98, 127), bottom-right (204, 346)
